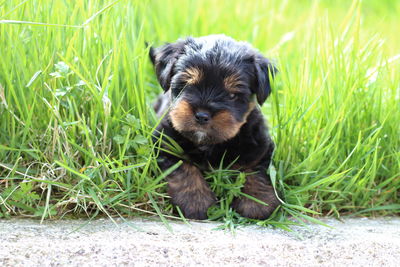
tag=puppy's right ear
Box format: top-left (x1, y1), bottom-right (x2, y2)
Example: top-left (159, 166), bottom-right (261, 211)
top-left (149, 42), bottom-right (185, 92)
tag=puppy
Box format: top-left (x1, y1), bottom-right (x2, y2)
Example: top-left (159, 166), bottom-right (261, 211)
top-left (150, 35), bottom-right (280, 220)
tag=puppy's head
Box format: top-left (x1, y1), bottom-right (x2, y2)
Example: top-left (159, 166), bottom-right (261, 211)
top-left (150, 35), bottom-right (277, 145)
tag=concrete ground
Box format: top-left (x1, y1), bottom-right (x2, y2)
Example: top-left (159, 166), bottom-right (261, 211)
top-left (1, 217), bottom-right (399, 266)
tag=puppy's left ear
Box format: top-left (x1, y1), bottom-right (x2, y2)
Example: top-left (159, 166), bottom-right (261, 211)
top-left (149, 41), bottom-right (185, 92)
top-left (253, 54), bottom-right (277, 105)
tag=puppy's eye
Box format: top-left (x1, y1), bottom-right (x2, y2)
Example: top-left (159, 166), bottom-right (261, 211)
top-left (229, 93), bottom-right (238, 100)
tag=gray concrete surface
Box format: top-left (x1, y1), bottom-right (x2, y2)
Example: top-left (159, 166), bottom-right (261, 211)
top-left (1, 217), bottom-right (399, 266)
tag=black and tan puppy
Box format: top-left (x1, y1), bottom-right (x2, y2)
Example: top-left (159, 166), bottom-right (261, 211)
top-left (150, 35), bottom-right (280, 220)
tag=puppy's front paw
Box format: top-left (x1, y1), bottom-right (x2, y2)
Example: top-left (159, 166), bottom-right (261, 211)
top-left (171, 188), bottom-right (216, 220)
top-left (167, 163), bottom-right (216, 220)
top-left (232, 175), bottom-right (280, 220)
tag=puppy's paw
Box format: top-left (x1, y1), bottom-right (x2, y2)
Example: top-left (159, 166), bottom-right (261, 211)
top-left (172, 189), bottom-right (216, 220)
top-left (167, 163), bottom-right (216, 220)
top-left (232, 175), bottom-right (280, 220)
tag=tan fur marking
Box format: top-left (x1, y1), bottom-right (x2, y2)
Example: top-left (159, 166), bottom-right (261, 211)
top-left (181, 67), bottom-right (203, 85)
top-left (223, 74), bottom-right (244, 93)
top-left (169, 100), bottom-right (194, 132)
top-left (212, 101), bottom-right (256, 142)
top-left (248, 101), bottom-right (256, 112)
top-left (212, 111), bottom-right (242, 141)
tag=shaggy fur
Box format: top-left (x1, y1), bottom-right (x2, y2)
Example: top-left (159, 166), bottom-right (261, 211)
top-left (150, 35), bottom-right (280, 220)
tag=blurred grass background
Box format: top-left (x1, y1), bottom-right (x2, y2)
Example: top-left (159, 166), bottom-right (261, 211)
top-left (0, 0), bottom-right (399, 226)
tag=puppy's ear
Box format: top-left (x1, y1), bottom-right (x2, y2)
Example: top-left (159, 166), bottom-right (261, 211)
top-left (149, 45), bottom-right (158, 65)
top-left (149, 41), bottom-right (185, 92)
top-left (252, 54), bottom-right (277, 105)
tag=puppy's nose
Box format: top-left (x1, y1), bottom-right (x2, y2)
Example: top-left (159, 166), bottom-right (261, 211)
top-left (195, 111), bottom-right (210, 125)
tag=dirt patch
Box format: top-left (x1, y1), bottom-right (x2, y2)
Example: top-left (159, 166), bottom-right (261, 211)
top-left (1, 218), bottom-right (399, 266)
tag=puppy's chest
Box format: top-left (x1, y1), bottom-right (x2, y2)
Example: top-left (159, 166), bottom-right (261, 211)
top-left (183, 141), bottom-right (244, 170)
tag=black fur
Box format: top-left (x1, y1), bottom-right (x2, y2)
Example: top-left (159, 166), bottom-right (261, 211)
top-left (150, 35), bottom-right (280, 220)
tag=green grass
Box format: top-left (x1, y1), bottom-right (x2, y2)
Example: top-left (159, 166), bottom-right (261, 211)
top-left (0, 0), bottom-right (399, 227)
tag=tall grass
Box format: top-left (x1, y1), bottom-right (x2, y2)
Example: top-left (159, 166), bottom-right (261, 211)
top-left (0, 0), bottom-right (399, 226)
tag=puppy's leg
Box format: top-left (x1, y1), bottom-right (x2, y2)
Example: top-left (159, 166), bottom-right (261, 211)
top-left (232, 145), bottom-right (280, 219)
top-left (166, 162), bottom-right (216, 220)
top-left (232, 170), bottom-right (280, 220)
